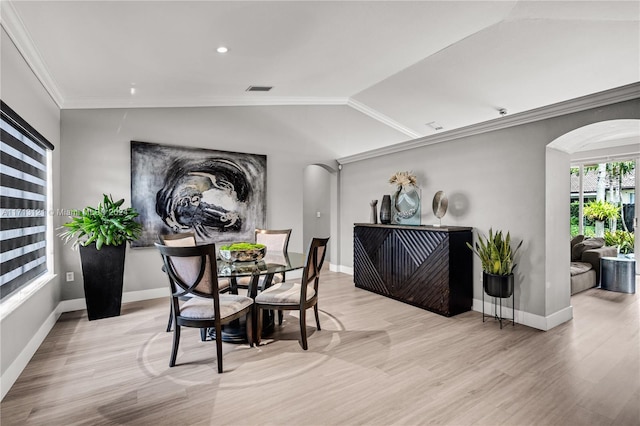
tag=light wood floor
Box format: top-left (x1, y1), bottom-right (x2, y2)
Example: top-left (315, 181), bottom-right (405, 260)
top-left (2, 271), bottom-right (639, 425)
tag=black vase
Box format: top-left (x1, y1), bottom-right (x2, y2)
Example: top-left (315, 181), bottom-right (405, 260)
top-left (380, 195), bottom-right (392, 224)
top-left (79, 243), bottom-right (126, 320)
top-left (483, 272), bottom-right (514, 298)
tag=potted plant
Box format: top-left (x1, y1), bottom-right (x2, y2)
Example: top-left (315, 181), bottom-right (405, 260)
top-left (583, 200), bottom-right (619, 237)
top-left (60, 194), bottom-right (142, 320)
top-left (466, 228), bottom-right (523, 298)
top-left (604, 230), bottom-right (635, 255)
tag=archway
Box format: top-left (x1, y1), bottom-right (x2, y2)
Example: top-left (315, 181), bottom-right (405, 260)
top-left (303, 163), bottom-right (339, 268)
top-left (545, 119), bottom-right (640, 318)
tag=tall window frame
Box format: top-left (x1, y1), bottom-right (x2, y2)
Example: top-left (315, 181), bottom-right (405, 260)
top-left (1, 101), bottom-right (55, 300)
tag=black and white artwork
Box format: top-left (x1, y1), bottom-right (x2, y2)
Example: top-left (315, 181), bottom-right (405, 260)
top-left (131, 141), bottom-right (266, 247)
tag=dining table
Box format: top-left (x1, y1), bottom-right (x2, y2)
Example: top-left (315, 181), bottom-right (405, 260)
top-left (213, 251), bottom-right (306, 343)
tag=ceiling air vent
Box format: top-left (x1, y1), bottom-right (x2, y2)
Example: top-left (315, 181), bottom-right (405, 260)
top-left (246, 86), bottom-right (273, 92)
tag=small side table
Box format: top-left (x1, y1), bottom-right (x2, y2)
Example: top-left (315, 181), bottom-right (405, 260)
top-left (600, 257), bottom-right (636, 294)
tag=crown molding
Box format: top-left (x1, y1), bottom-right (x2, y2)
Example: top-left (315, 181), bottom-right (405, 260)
top-left (338, 82), bottom-right (640, 164)
top-left (61, 96), bottom-right (351, 110)
top-left (347, 99), bottom-right (423, 139)
top-left (0, 2), bottom-right (64, 108)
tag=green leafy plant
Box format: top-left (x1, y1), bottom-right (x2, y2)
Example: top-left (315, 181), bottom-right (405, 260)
top-left (466, 228), bottom-right (523, 276)
top-left (604, 230), bottom-right (635, 255)
top-left (583, 200), bottom-right (619, 222)
top-left (59, 194), bottom-right (142, 250)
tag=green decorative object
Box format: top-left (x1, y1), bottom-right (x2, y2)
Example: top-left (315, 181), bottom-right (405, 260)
top-left (219, 242), bottom-right (266, 262)
top-left (59, 194), bottom-right (142, 250)
top-left (59, 194), bottom-right (141, 320)
top-left (466, 228), bottom-right (522, 276)
top-left (583, 200), bottom-right (619, 221)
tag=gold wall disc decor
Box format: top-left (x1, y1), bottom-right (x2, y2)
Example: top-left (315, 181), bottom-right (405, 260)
top-left (432, 191), bottom-right (448, 226)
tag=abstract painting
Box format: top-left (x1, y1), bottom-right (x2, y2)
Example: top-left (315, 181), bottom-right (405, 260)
top-left (131, 141), bottom-right (266, 247)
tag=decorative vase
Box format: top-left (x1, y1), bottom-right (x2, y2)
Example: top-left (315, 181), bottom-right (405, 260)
top-left (483, 272), bottom-right (514, 298)
top-left (370, 200), bottom-right (378, 224)
top-left (392, 185), bottom-right (421, 225)
top-left (79, 243), bottom-right (126, 320)
top-left (380, 195), bottom-right (391, 224)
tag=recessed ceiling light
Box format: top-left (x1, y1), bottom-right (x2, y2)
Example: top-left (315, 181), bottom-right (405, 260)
top-left (217, 46), bottom-right (228, 54)
top-left (130, 87), bottom-right (136, 95)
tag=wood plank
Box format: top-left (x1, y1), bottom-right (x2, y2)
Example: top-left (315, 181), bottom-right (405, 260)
top-left (1, 271), bottom-right (638, 425)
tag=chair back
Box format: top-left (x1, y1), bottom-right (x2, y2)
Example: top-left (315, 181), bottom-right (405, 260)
top-left (255, 229), bottom-right (291, 254)
top-left (155, 243), bottom-right (220, 299)
top-left (301, 237), bottom-right (329, 297)
top-left (159, 232), bottom-right (196, 247)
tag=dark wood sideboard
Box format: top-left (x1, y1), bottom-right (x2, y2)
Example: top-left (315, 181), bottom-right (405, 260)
top-left (353, 223), bottom-right (473, 317)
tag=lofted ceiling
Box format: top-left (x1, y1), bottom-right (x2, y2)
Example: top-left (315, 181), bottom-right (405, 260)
top-left (1, 1), bottom-right (639, 159)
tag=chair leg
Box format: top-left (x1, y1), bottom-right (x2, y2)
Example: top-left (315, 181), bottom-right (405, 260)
top-left (170, 325), bottom-right (180, 367)
top-left (214, 323), bottom-right (223, 374)
top-left (299, 309), bottom-right (308, 350)
top-left (256, 307), bottom-right (263, 346)
top-left (200, 328), bottom-right (208, 341)
top-left (314, 304), bottom-right (321, 330)
top-left (246, 310), bottom-right (254, 348)
top-left (166, 302), bottom-right (173, 332)
top-left (278, 310), bottom-right (283, 325)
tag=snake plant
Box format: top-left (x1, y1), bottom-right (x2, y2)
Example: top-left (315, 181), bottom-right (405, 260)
top-left (59, 194), bottom-right (142, 250)
top-left (466, 228), bottom-right (523, 275)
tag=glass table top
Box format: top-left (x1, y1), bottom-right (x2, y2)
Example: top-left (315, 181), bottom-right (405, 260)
top-left (216, 252), bottom-right (305, 278)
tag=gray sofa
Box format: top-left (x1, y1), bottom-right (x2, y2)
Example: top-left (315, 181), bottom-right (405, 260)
top-left (570, 235), bottom-right (617, 295)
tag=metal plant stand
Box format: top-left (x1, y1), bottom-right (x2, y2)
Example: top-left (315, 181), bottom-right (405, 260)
top-left (482, 287), bottom-right (515, 329)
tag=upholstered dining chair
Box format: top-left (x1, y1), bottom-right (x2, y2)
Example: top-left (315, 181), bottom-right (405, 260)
top-left (233, 228), bottom-right (291, 291)
top-left (155, 242), bottom-right (254, 373)
top-left (159, 232), bottom-right (231, 333)
top-left (254, 237), bottom-right (329, 350)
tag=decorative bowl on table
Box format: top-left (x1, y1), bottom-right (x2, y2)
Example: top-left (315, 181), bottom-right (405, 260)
top-left (219, 242), bottom-right (267, 263)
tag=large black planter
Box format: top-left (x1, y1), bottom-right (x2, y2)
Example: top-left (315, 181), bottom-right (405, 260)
top-left (79, 243), bottom-right (126, 320)
top-left (483, 272), bottom-right (514, 298)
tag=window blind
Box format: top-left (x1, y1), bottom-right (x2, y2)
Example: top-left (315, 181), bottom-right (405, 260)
top-left (1, 101), bottom-right (54, 300)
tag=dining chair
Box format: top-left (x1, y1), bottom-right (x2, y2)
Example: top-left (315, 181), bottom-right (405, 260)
top-left (234, 228), bottom-right (292, 326)
top-left (155, 242), bottom-right (254, 373)
top-left (254, 237), bottom-right (329, 350)
top-left (159, 232), bottom-right (231, 334)
top-left (233, 228), bottom-right (291, 292)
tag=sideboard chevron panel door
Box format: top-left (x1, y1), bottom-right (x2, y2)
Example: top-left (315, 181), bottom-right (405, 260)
top-left (354, 224), bottom-right (473, 317)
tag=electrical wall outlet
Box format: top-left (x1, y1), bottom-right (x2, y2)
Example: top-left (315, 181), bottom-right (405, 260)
top-left (66, 272), bottom-right (74, 282)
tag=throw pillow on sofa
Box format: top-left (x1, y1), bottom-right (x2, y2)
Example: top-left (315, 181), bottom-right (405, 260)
top-left (571, 237), bottom-right (605, 261)
top-left (570, 235), bottom-right (585, 250)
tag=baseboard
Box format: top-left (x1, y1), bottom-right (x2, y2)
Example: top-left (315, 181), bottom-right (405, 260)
top-left (58, 287), bottom-right (170, 313)
top-left (337, 265), bottom-right (353, 275)
top-left (1, 308), bottom-right (60, 400)
top-left (472, 298), bottom-right (573, 331)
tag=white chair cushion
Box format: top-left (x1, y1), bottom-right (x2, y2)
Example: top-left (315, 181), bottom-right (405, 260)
top-left (180, 294), bottom-right (253, 320)
top-left (254, 282), bottom-right (315, 305)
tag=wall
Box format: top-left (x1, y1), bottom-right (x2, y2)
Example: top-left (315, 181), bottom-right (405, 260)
top-left (0, 28), bottom-right (61, 398)
top-left (59, 105), bottom-right (401, 301)
top-left (338, 98), bottom-right (640, 328)
top-left (303, 165), bottom-right (332, 258)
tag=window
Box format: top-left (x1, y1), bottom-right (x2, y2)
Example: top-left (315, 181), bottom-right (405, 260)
top-left (570, 160), bottom-right (636, 255)
top-left (1, 101), bottom-right (54, 300)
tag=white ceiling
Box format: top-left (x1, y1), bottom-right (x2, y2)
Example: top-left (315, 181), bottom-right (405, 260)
top-left (2, 0), bottom-right (639, 158)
